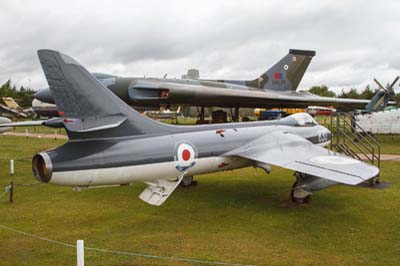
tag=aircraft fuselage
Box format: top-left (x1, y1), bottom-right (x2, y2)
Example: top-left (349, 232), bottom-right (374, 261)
top-left (33, 117), bottom-right (331, 187)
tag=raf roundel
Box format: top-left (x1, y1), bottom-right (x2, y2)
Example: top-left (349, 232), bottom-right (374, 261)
top-left (175, 143), bottom-right (197, 171)
top-left (182, 149), bottom-right (191, 161)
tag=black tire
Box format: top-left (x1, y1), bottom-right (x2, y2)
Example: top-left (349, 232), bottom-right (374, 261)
top-left (290, 180), bottom-right (311, 204)
top-left (180, 176), bottom-right (194, 187)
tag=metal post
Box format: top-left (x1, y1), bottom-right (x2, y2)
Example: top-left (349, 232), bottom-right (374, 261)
top-left (10, 160), bottom-right (14, 176)
top-left (234, 106), bottom-right (239, 122)
top-left (9, 181), bottom-right (13, 203)
top-left (200, 106), bottom-right (205, 121)
top-left (77, 240), bottom-right (84, 266)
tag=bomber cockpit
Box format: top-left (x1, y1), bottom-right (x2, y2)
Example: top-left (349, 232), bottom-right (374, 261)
top-left (92, 72), bottom-right (117, 79)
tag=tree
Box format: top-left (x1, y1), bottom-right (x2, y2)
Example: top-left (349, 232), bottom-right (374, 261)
top-left (0, 80), bottom-right (34, 107)
top-left (18, 86), bottom-right (35, 107)
top-left (393, 93), bottom-right (400, 105)
top-left (338, 85), bottom-right (378, 100)
top-left (0, 79), bottom-right (12, 98)
top-left (308, 85), bottom-right (336, 97)
top-left (359, 85), bottom-right (376, 99)
top-left (339, 88), bottom-right (361, 99)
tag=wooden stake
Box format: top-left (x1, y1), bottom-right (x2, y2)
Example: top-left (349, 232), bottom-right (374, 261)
top-left (9, 181), bottom-right (13, 203)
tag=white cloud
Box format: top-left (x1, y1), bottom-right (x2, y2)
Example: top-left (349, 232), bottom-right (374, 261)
top-left (0, 0), bottom-right (399, 93)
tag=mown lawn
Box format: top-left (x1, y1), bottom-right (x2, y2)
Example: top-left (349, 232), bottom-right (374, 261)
top-left (0, 135), bottom-right (399, 266)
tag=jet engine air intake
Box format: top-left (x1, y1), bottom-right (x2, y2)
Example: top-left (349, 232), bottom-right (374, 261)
top-left (32, 153), bottom-right (53, 183)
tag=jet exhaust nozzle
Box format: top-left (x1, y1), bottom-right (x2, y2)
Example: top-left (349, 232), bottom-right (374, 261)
top-left (32, 152), bottom-right (53, 183)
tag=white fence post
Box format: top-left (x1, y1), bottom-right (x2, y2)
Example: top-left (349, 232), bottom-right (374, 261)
top-left (10, 160), bottom-right (14, 176)
top-left (77, 240), bottom-right (84, 266)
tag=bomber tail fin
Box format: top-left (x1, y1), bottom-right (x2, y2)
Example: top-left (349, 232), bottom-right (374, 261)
top-left (248, 49), bottom-right (315, 92)
top-left (38, 50), bottom-right (171, 140)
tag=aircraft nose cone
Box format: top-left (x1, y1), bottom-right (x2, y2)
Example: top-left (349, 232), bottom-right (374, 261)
top-left (320, 126), bottom-right (332, 142)
top-left (34, 88), bottom-right (54, 104)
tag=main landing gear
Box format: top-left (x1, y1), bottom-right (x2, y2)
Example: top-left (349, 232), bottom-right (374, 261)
top-left (229, 106), bottom-right (240, 122)
top-left (290, 172), bottom-right (312, 204)
top-left (180, 176), bottom-right (198, 188)
top-left (196, 107), bottom-right (207, 124)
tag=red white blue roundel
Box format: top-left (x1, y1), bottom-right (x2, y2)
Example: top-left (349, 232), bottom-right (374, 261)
top-left (175, 143), bottom-right (196, 171)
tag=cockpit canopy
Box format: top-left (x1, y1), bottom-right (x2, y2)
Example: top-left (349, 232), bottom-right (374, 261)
top-left (92, 73), bottom-right (117, 79)
top-left (281, 113), bottom-right (318, 127)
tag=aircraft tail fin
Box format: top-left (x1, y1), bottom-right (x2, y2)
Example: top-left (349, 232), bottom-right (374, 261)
top-left (248, 49), bottom-right (315, 92)
top-left (365, 91), bottom-right (393, 112)
top-left (365, 76), bottom-right (399, 112)
top-left (37, 50), bottom-right (171, 140)
top-left (2, 97), bottom-right (20, 109)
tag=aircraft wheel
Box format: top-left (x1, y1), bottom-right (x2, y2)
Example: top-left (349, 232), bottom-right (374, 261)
top-left (290, 180), bottom-right (311, 204)
top-left (180, 176), bottom-right (197, 187)
top-left (368, 178), bottom-right (381, 186)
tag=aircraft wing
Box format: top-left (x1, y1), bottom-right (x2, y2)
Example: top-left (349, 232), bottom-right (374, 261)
top-left (129, 80), bottom-right (372, 109)
top-left (37, 77), bottom-right (390, 110)
top-left (224, 131), bottom-right (379, 185)
top-left (0, 103), bottom-right (27, 118)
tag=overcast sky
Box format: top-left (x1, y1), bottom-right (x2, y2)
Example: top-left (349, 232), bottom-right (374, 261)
top-left (1, 0), bottom-right (400, 93)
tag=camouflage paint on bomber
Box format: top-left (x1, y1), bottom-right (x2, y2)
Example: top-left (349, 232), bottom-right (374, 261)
top-left (34, 49), bottom-right (391, 112)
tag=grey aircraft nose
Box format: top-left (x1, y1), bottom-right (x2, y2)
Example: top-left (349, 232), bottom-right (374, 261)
top-left (34, 88), bottom-right (54, 104)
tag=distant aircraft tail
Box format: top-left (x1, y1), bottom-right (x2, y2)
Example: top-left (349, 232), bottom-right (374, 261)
top-left (248, 49), bottom-right (315, 92)
top-left (365, 76), bottom-right (399, 112)
top-left (365, 91), bottom-right (394, 112)
top-left (37, 50), bottom-right (172, 140)
top-left (2, 97), bottom-right (20, 109)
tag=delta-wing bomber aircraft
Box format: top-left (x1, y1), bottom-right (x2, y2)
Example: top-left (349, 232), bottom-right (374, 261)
top-left (33, 49), bottom-right (396, 119)
top-left (1, 50), bottom-right (379, 205)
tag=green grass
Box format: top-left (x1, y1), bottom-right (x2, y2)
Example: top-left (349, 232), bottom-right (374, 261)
top-left (375, 135), bottom-right (400, 154)
top-left (11, 125), bottom-right (67, 135)
top-left (0, 135), bottom-right (399, 266)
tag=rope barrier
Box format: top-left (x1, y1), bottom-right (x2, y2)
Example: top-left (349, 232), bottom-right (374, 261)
top-left (0, 185), bottom-right (11, 199)
top-left (0, 183), bottom-right (40, 201)
top-left (0, 224), bottom-right (256, 266)
top-left (14, 183), bottom-right (41, 187)
top-left (0, 224), bottom-right (75, 248)
top-left (84, 246), bottom-right (255, 266)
